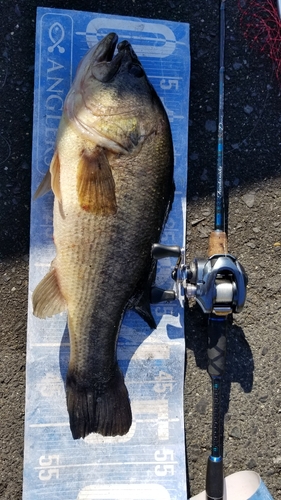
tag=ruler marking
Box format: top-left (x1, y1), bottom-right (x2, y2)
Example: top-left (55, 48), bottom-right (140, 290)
top-left (35, 460), bottom-right (178, 470)
top-left (29, 418), bottom-right (179, 429)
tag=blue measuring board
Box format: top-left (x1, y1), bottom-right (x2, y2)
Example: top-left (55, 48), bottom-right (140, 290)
top-left (24, 8), bottom-right (190, 500)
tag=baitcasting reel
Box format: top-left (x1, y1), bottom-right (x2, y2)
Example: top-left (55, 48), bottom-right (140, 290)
top-left (151, 241), bottom-right (247, 316)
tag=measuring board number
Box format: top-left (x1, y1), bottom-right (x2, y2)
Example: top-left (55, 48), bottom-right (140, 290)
top-left (160, 78), bottom-right (179, 90)
top-left (153, 371), bottom-right (174, 394)
top-left (38, 455), bottom-right (59, 481)
top-left (154, 449), bottom-right (175, 477)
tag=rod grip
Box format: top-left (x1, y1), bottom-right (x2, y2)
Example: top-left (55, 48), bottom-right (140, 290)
top-left (206, 456), bottom-right (224, 500)
top-left (208, 230), bottom-right (228, 256)
top-left (208, 315), bottom-right (227, 377)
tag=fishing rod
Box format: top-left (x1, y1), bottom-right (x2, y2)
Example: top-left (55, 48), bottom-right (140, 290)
top-left (205, 1), bottom-right (227, 498)
top-left (152, 0), bottom-right (247, 498)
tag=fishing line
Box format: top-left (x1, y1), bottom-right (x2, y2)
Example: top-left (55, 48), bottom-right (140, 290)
top-left (239, 0), bottom-right (281, 85)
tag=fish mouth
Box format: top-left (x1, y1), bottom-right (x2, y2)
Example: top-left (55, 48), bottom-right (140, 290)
top-left (91, 33), bottom-right (143, 82)
top-left (93, 32), bottom-right (118, 64)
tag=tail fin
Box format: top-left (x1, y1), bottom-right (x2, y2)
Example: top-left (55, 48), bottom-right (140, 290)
top-left (66, 367), bottom-right (132, 439)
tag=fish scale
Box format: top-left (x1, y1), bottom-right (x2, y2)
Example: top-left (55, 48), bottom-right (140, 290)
top-left (55, 130), bottom-right (172, 374)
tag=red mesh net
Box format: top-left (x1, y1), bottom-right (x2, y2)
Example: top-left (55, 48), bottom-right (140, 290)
top-left (239, 0), bottom-right (281, 83)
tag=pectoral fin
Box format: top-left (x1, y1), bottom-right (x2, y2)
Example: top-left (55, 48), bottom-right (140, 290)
top-left (77, 147), bottom-right (117, 215)
top-left (33, 149), bottom-right (61, 201)
top-left (33, 267), bottom-right (67, 318)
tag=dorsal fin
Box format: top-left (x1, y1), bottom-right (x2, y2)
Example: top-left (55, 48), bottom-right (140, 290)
top-left (50, 149), bottom-right (61, 201)
top-left (33, 170), bottom-right (51, 200)
top-left (33, 149), bottom-right (61, 201)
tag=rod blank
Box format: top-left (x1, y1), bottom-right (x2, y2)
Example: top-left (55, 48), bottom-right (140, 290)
top-left (215, 0), bottom-right (226, 232)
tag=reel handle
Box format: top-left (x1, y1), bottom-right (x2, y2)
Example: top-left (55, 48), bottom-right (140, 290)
top-left (151, 243), bottom-right (182, 260)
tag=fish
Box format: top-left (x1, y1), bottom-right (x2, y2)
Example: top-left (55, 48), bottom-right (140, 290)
top-left (32, 32), bottom-right (174, 440)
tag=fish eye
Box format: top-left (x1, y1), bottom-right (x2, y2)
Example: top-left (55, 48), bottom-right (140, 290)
top-left (128, 64), bottom-right (144, 78)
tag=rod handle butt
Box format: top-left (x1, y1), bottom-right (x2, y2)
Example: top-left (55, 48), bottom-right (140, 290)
top-left (206, 456), bottom-right (224, 500)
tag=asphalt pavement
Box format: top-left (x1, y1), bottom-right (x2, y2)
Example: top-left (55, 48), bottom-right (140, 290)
top-left (0, 0), bottom-right (281, 499)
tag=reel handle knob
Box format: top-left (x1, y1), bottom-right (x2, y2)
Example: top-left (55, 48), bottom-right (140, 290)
top-left (151, 243), bottom-right (182, 260)
top-left (150, 287), bottom-right (176, 303)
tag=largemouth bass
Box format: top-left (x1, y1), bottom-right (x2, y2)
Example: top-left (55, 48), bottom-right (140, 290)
top-left (33, 33), bottom-right (174, 439)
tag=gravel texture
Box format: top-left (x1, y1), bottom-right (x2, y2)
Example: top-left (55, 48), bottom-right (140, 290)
top-left (0, 0), bottom-right (281, 499)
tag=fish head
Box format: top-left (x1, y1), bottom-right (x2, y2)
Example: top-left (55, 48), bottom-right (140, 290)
top-left (65, 33), bottom-right (163, 153)
top-left (91, 35), bottom-right (147, 85)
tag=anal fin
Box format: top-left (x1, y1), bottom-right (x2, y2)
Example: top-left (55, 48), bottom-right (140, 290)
top-left (32, 267), bottom-right (67, 318)
top-left (133, 295), bottom-right (157, 329)
top-left (129, 266), bottom-right (157, 330)
top-left (77, 147), bottom-right (117, 215)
